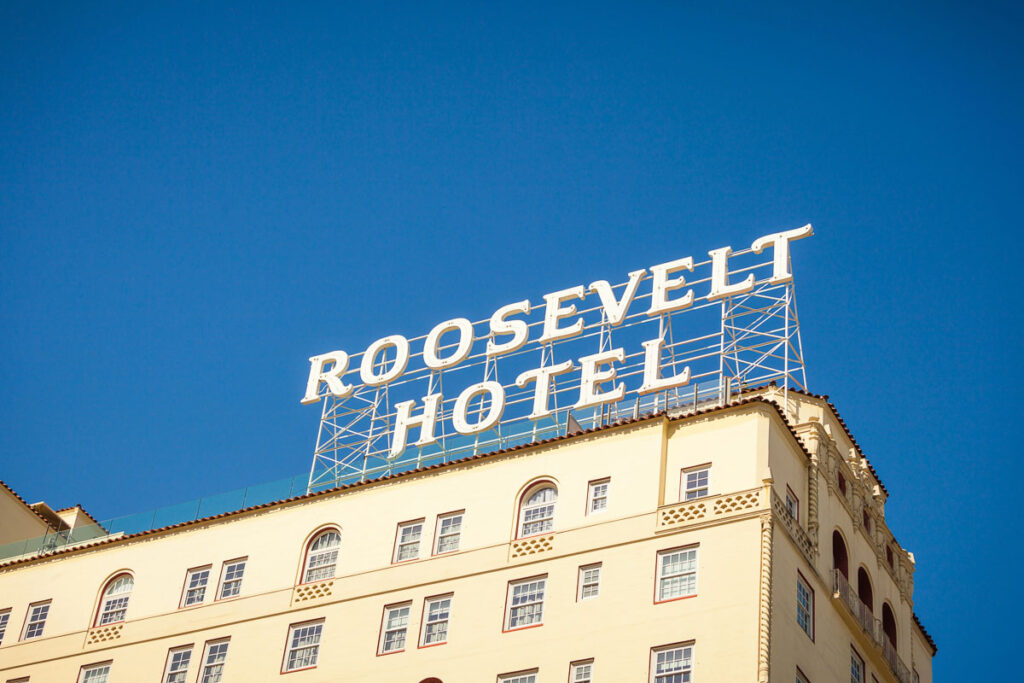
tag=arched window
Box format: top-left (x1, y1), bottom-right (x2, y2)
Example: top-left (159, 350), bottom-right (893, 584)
top-left (857, 567), bottom-right (873, 612)
top-left (303, 529), bottom-right (341, 583)
top-left (519, 484), bottom-right (557, 537)
top-left (882, 603), bottom-right (898, 648)
top-left (95, 574), bottom-right (134, 626)
top-left (832, 530), bottom-right (848, 580)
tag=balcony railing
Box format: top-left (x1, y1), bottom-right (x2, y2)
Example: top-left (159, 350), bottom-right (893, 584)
top-left (833, 569), bottom-right (875, 635)
top-left (833, 569), bottom-right (913, 683)
top-left (882, 637), bottom-right (913, 683)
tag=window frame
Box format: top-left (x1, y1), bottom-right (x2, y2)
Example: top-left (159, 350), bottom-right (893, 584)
top-left (179, 565), bottom-right (213, 609)
top-left (570, 658), bottom-right (595, 682)
top-left (850, 646), bottom-right (865, 683)
top-left (419, 593), bottom-right (453, 648)
top-left (393, 519), bottom-right (425, 563)
top-left (655, 545), bottom-right (699, 603)
top-left (378, 601), bottom-right (412, 655)
top-left (21, 600), bottom-right (50, 640)
top-left (77, 661), bottom-right (112, 683)
top-left (216, 557), bottom-right (247, 601)
top-left (281, 618), bottom-right (325, 673)
top-left (198, 638), bottom-right (230, 683)
top-left (796, 571), bottom-right (814, 641)
top-left (504, 574), bottom-right (548, 632)
top-left (497, 669), bottom-right (539, 683)
top-left (302, 528), bottom-right (341, 584)
top-left (649, 642), bottom-right (695, 683)
top-left (0, 607), bottom-right (11, 645)
top-left (162, 645), bottom-right (194, 683)
top-left (785, 486), bottom-right (800, 522)
top-left (94, 573), bottom-right (133, 626)
top-left (432, 511), bottom-right (464, 556)
top-left (577, 563), bottom-right (602, 601)
top-left (587, 478), bottom-right (610, 515)
top-left (681, 464), bottom-right (710, 500)
top-left (517, 482), bottom-right (558, 538)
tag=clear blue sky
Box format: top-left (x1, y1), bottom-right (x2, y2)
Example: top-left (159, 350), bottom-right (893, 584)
top-left (2, 0), bottom-right (1019, 675)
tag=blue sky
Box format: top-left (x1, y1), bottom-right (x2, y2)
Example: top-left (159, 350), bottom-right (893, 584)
top-left (2, 0), bottom-right (1020, 675)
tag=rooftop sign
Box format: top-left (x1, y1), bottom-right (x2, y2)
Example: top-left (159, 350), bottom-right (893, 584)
top-left (303, 226), bottom-right (812, 489)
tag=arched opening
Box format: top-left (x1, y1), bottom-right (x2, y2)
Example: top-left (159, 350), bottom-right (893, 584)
top-left (302, 528), bottom-right (341, 583)
top-left (419, 679), bottom-right (443, 683)
top-left (832, 530), bottom-right (848, 580)
top-left (518, 483), bottom-right (557, 538)
top-left (882, 603), bottom-right (898, 648)
top-left (857, 567), bottom-right (873, 612)
top-left (95, 573), bottom-right (134, 626)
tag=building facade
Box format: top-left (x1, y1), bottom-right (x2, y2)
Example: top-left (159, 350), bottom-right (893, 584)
top-left (0, 387), bottom-right (935, 682)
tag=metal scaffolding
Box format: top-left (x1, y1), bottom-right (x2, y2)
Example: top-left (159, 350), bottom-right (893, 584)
top-left (307, 245), bottom-right (808, 492)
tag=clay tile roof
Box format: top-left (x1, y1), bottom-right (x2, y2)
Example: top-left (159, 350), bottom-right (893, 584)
top-left (913, 612), bottom-right (938, 654)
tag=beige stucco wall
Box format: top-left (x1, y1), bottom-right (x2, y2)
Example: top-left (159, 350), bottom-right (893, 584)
top-left (0, 398), bottom-right (934, 682)
top-left (0, 487), bottom-right (50, 547)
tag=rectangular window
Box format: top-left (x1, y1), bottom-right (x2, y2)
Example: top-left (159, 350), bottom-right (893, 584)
top-left (578, 563), bottom-right (602, 601)
top-left (506, 576), bottom-right (546, 630)
top-left (651, 643), bottom-right (694, 683)
top-left (200, 639), bottom-right (230, 683)
top-left (498, 671), bottom-right (538, 683)
top-left (394, 520), bottom-right (423, 562)
top-left (571, 659), bottom-right (595, 682)
top-left (0, 608), bottom-right (10, 645)
top-left (786, 487), bottom-right (799, 521)
top-left (78, 663), bottom-right (111, 683)
top-left (420, 594), bottom-right (452, 646)
top-left (21, 601), bottom-right (49, 640)
top-left (850, 648), bottom-right (864, 683)
top-left (163, 646), bottom-right (193, 683)
top-left (434, 512), bottom-right (463, 554)
top-left (283, 620), bottom-right (324, 672)
top-left (587, 479), bottom-right (610, 514)
top-left (797, 573), bottom-right (814, 639)
top-left (682, 466), bottom-right (710, 500)
top-left (379, 602), bottom-right (411, 654)
top-left (217, 558), bottom-right (246, 600)
top-left (656, 547), bottom-right (698, 602)
top-left (181, 566), bottom-right (212, 607)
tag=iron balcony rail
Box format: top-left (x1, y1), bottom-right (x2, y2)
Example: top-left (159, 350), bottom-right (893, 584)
top-left (833, 568), bottom-right (875, 635)
top-left (833, 569), bottom-right (913, 683)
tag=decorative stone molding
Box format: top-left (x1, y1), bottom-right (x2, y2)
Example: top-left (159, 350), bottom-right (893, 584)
top-left (85, 623), bottom-right (123, 645)
top-left (293, 580), bottom-right (334, 603)
top-left (757, 510), bottom-right (773, 683)
top-left (510, 534), bottom-right (554, 560)
top-left (772, 491), bottom-right (814, 563)
top-left (657, 488), bottom-right (763, 532)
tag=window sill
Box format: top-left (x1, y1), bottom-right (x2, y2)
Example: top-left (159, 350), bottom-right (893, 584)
top-left (502, 622), bottom-right (544, 634)
top-left (281, 665), bottom-right (317, 675)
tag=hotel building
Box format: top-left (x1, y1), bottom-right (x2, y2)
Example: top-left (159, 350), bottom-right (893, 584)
top-left (0, 386), bottom-right (935, 682)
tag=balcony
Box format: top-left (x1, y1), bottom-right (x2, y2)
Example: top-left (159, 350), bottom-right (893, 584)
top-left (833, 570), bottom-right (913, 683)
top-left (833, 569), bottom-right (875, 634)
